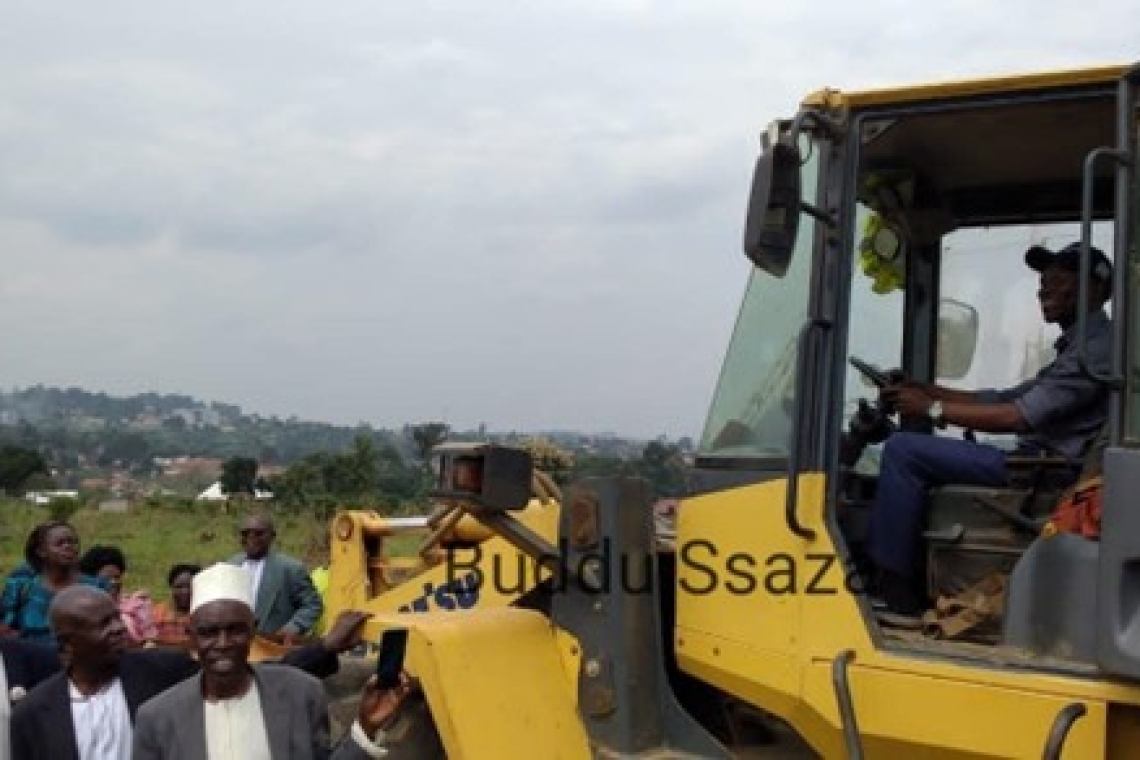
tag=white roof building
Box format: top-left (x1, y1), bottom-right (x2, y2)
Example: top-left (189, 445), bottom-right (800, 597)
top-left (196, 481), bottom-right (273, 501)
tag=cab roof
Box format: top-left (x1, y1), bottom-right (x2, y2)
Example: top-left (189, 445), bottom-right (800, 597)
top-left (802, 64), bottom-right (1128, 111)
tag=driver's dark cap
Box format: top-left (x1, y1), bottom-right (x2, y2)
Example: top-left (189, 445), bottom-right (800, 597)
top-left (1025, 242), bottom-right (1112, 282)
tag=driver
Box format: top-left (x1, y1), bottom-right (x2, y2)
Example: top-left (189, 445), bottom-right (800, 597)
top-left (866, 242), bottom-right (1113, 626)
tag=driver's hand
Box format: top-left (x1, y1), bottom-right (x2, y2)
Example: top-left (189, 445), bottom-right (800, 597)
top-left (885, 385), bottom-right (935, 416)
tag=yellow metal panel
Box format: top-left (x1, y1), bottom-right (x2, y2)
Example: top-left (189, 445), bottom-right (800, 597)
top-left (675, 629), bottom-right (803, 724)
top-left (676, 474), bottom-right (871, 658)
top-left (678, 477), bottom-right (808, 653)
top-left (377, 608), bottom-right (591, 760)
top-left (802, 661), bottom-right (1107, 759)
top-left (801, 64), bottom-right (1128, 111)
top-left (675, 472), bottom-right (1140, 756)
top-left (325, 503), bottom-right (561, 643)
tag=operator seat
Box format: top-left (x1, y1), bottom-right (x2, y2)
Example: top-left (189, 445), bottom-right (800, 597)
top-left (922, 452), bottom-right (1080, 599)
top-left (924, 423), bottom-right (1106, 601)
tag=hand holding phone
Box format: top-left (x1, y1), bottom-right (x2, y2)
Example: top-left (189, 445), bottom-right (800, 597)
top-left (375, 628), bottom-right (408, 689)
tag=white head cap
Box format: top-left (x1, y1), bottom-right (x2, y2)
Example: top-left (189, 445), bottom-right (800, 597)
top-left (191, 563), bottom-right (255, 614)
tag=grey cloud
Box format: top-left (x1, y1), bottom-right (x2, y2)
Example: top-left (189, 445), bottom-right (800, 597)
top-left (1, 1), bottom-right (1137, 437)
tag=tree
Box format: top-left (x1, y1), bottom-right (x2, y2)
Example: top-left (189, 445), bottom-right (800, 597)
top-left (268, 459), bottom-right (323, 506)
top-left (162, 415), bottom-right (187, 431)
top-left (319, 436), bottom-right (379, 497)
top-left (572, 453), bottom-right (632, 480)
top-left (259, 444), bottom-right (282, 465)
top-left (0, 445), bottom-right (49, 495)
top-left (104, 431), bottom-right (151, 464)
top-left (408, 422), bottom-right (450, 465)
top-left (519, 438), bottom-right (574, 484)
top-left (635, 440), bottom-right (688, 497)
top-left (269, 436), bottom-right (393, 508)
top-left (375, 444), bottom-right (423, 502)
top-left (220, 456), bottom-right (259, 495)
top-left (347, 435), bottom-right (380, 494)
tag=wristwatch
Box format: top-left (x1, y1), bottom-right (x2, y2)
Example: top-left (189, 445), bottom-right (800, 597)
top-left (928, 400), bottom-right (945, 427)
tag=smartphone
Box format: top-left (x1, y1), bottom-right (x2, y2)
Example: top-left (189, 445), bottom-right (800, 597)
top-left (375, 628), bottom-right (408, 688)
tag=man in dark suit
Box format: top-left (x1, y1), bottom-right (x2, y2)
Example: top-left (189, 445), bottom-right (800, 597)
top-left (1, 638), bottom-right (59, 760)
top-left (229, 514), bottom-right (324, 640)
top-left (8, 585), bottom-right (370, 760)
top-left (0, 638), bottom-right (59, 700)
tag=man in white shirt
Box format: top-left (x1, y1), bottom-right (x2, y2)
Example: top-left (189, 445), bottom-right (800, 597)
top-left (2, 632), bottom-right (109, 760)
top-left (10, 585), bottom-right (139, 760)
top-left (69, 675), bottom-right (132, 760)
top-left (133, 563), bottom-right (411, 759)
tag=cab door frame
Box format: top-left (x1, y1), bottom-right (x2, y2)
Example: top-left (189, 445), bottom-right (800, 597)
top-left (1096, 61), bottom-right (1140, 679)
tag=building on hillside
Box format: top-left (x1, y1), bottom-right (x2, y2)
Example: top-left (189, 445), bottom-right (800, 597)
top-left (196, 481), bottom-right (273, 501)
top-left (25, 490), bottom-right (80, 505)
top-left (156, 456), bottom-right (224, 478)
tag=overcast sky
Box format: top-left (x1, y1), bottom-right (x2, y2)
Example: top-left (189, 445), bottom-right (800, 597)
top-left (0, 2), bottom-right (1135, 439)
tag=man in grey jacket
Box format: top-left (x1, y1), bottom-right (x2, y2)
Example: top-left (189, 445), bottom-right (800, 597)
top-left (229, 514), bottom-right (324, 640)
top-left (133, 563), bottom-right (411, 759)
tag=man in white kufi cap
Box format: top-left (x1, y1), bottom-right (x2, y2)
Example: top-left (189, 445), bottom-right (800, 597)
top-left (132, 563), bottom-right (413, 759)
top-left (191, 562), bottom-right (256, 614)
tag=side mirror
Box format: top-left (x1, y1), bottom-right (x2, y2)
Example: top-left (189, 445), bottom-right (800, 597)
top-left (937, 298), bottom-right (979, 379)
top-left (743, 126), bottom-right (802, 277)
top-left (430, 443), bottom-right (533, 512)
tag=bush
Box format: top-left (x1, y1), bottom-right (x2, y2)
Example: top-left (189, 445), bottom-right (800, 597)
top-left (47, 497), bottom-right (81, 522)
top-left (310, 496), bottom-right (340, 523)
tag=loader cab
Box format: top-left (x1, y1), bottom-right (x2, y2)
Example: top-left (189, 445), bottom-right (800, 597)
top-left (693, 64), bottom-right (1140, 676)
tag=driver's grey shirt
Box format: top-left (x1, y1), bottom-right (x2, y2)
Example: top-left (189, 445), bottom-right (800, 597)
top-left (976, 309), bottom-right (1112, 462)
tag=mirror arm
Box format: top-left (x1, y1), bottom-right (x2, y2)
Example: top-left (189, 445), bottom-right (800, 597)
top-left (800, 200), bottom-right (835, 228)
top-left (783, 109), bottom-right (841, 232)
top-left (787, 108), bottom-right (844, 146)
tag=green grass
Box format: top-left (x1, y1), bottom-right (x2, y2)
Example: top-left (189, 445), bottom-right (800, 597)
top-left (0, 499), bottom-right (345, 603)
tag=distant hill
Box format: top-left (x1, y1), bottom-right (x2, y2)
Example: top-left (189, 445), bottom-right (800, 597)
top-left (0, 384), bottom-right (654, 470)
top-left (1, 385), bottom-right (237, 429)
top-left (0, 385), bottom-right (685, 502)
top-left (0, 384), bottom-right (407, 473)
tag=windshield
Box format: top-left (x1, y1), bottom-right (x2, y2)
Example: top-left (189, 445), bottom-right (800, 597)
top-left (698, 140), bottom-right (820, 459)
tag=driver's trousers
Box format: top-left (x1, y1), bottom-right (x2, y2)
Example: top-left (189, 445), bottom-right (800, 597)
top-left (866, 432), bottom-right (1007, 583)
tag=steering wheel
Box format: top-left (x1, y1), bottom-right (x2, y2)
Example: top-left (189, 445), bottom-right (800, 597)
top-left (849, 356), bottom-right (894, 389)
top-left (840, 356), bottom-right (904, 468)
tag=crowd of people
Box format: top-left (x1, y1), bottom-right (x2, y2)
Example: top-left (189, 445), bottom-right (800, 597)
top-left (0, 513), bottom-right (421, 759)
top-left (0, 513), bottom-right (325, 651)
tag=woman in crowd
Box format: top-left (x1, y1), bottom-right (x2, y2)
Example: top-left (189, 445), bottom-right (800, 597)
top-left (0, 522), bottom-right (107, 644)
top-left (77, 544), bottom-right (127, 599)
top-left (78, 544), bottom-right (157, 644)
top-left (150, 563), bottom-right (200, 647)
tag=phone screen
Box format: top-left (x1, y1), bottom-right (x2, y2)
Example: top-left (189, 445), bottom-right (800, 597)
top-left (375, 628), bottom-right (408, 688)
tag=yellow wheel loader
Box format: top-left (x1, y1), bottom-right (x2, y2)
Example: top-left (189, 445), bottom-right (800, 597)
top-left (326, 60), bottom-right (1140, 758)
